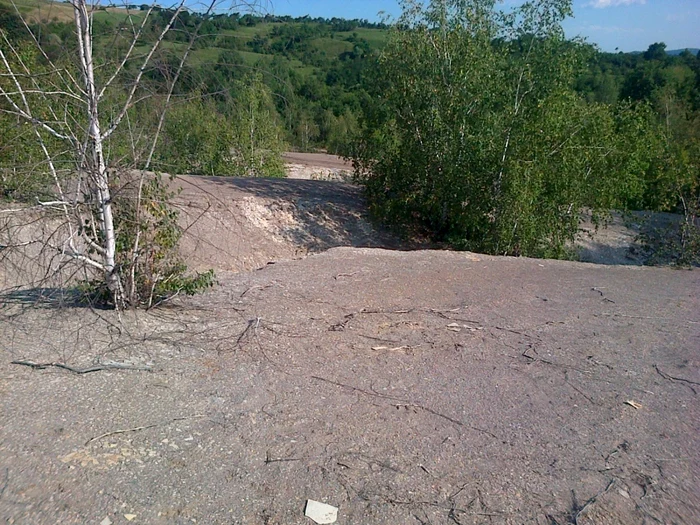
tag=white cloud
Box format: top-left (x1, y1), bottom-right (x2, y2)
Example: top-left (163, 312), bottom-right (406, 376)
top-left (587, 0), bottom-right (646, 8)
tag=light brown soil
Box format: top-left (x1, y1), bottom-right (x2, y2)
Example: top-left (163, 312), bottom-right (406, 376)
top-left (282, 153), bottom-right (352, 171)
top-left (173, 174), bottom-right (419, 275)
top-left (1, 159), bottom-right (698, 524)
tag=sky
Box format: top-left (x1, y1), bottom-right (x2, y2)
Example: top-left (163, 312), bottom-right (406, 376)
top-left (267, 0), bottom-right (699, 53)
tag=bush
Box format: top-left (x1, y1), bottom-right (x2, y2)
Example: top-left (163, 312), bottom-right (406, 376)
top-left (157, 79), bottom-right (286, 178)
top-left (353, 0), bottom-right (659, 258)
top-left (228, 75), bottom-right (287, 178)
top-left (158, 98), bottom-right (233, 176)
top-left (80, 172), bottom-right (215, 308)
top-left (638, 139), bottom-right (700, 266)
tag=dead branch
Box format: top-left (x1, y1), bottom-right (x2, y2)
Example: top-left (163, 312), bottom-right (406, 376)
top-left (85, 423), bottom-right (159, 445)
top-left (574, 479), bottom-right (616, 525)
top-left (654, 364), bottom-right (699, 394)
top-left (311, 374), bottom-right (408, 402)
top-left (96, 5), bottom-right (156, 100)
top-left (235, 317), bottom-right (261, 347)
top-left (84, 414), bottom-right (206, 446)
top-left (143, 0), bottom-right (224, 168)
top-left (565, 377), bottom-right (598, 405)
top-left (11, 360), bottom-right (152, 374)
top-left (100, 1), bottom-right (186, 141)
top-left (310, 375), bottom-right (499, 439)
top-left (358, 333), bottom-right (403, 344)
top-left (333, 272), bottom-right (359, 279)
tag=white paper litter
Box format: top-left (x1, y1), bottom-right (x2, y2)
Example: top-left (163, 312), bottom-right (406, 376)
top-left (305, 499), bottom-right (338, 524)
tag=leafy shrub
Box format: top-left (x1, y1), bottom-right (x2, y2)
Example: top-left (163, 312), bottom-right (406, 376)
top-left (157, 97), bottom-right (233, 176)
top-left (229, 75), bottom-right (287, 178)
top-left (638, 139), bottom-right (700, 266)
top-left (79, 172), bottom-right (215, 308)
top-left (353, 0), bottom-right (660, 258)
top-left (156, 78), bottom-right (286, 178)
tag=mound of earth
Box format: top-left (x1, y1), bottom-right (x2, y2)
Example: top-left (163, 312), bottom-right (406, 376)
top-left (282, 152), bottom-right (353, 182)
top-left (173, 174), bottom-right (424, 274)
top-left (174, 153), bottom-right (689, 271)
top-left (1, 157), bottom-right (698, 524)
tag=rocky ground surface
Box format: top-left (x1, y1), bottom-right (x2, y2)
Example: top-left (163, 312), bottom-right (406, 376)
top-left (1, 155), bottom-right (698, 524)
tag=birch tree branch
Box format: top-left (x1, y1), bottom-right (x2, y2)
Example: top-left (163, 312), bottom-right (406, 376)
top-left (0, 43), bottom-right (74, 142)
top-left (101, 1), bottom-right (186, 140)
top-left (97, 5), bottom-right (155, 100)
top-left (8, 0), bottom-right (85, 99)
top-left (145, 0), bottom-right (219, 168)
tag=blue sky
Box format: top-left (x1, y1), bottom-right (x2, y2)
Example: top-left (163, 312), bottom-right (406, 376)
top-left (268, 0), bottom-right (699, 53)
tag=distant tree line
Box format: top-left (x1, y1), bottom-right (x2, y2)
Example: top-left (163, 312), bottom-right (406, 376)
top-left (2, 0), bottom-right (698, 266)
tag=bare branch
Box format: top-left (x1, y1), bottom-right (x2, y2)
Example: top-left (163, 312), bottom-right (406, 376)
top-left (0, 40), bottom-right (74, 142)
top-left (145, 0), bottom-right (219, 168)
top-left (8, 0), bottom-right (85, 99)
top-left (97, 5), bottom-right (156, 100)
top-left (0, 90), bottom-right (84, 101)
top-left (101, 1), bottom-right (187, 140)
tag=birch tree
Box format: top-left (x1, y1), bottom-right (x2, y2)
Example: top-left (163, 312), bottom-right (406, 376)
top-left (0, 0), bottom-right (264, 308)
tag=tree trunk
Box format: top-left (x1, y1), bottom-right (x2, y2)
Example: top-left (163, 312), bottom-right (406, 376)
top-left (73, 0), bottom-right (124, 308)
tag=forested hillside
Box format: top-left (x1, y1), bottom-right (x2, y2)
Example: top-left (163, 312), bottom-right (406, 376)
top-left (1, 0), bottom-right (699, 278)
top-left (0, 1), bottom-right (386, 164)
top-left (2, 1), bottom-right (698, 157)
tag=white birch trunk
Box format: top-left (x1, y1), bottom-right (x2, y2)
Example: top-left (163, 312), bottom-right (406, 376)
top-left (1, 0), bottom-right (265, 308)
top-left (73, 0), bottom-right (123, 307)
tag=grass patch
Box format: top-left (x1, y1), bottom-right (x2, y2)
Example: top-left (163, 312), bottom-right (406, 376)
top-left (311, 37), bottom-right (354, 56)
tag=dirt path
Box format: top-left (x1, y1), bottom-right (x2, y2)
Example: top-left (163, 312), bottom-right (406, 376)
top-left (1, 160), bottom-right (698, 524)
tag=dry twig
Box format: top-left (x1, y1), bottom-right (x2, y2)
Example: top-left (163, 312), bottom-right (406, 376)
top-left (85, 415), bottom-right (206, 445)
top-left (11, 360), bottom-right (152, 374)
top-left (654, 364), bottom-right (699, 394)
top-left (311, 375), bottom-right (498, 439)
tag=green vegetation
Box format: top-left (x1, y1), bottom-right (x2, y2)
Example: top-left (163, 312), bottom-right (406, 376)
top-left (156, 78), bottom-right (285, 177)
top-left (352, 0), bottom-right (698, 264)
top-left (1, 0), bottom-right (698, 267)
top-left (81, 173), bottom-right (216, 308)
top-left (1, 0), bottom-right (387, 159)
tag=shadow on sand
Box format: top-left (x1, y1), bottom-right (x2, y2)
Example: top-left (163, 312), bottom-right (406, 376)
top-left (0, 287), bottom-right (103, 309)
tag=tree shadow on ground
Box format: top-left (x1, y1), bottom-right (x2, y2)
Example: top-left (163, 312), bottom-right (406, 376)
top-left (0, 287), bottom-right (102, 309)
top-left (191, 175), bottom-right (360, 203)
top-left (175, 175), bottom-right (433, 254)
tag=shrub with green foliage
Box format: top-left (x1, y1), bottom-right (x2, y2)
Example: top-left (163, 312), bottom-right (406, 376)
top-left (157, 97), bottom-right (233, 176)
top-left (1, 2), bottom-right (223, 310)
top-left (0, 118), bottom-right (56, 202)
top-left (353, 0), bottom-right (660, 258)
top-left (156, 76), bottom-right (286, 178)
top-left (637, 139), bottom-right (700, 267)
top-left (0, 36), bottom-right (65, 202)
top-left (80, 172), bottom-right (215, 308)
top-left (229, 74), bottom-right (286, 177)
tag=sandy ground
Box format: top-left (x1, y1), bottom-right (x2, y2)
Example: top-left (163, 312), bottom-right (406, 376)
top-left (1, 158), bottom-right (698, 524)
top-left (283, 153), bottom-right (353, 182)
top-left (282, 153), bottom-right (352, 171)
